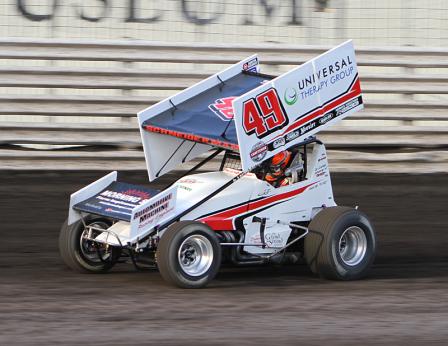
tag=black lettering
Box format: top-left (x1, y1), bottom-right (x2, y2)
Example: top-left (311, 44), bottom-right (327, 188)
top-left (328, 64), bottom-right (334, 74)
top-left (347, 55), bottom-right (353, 64)
top-left (242, 0), bottom-right (275, 25)
top-left (335, 61), bottom-right (340, 71)
top-left (287, 0), bottom-right (302, 25)
top-left (17, 0), bottom-right (58, 21)
top-left (181, 0), bottom-right (224, 25)
top-left (305, 75), bottom-right (312, 86)
top-left (126, 0), bottom-right (163, 23)
top-left (315, 0), bottom-right (329, 12)
top-left (77, 0), bottom-right (109, 22)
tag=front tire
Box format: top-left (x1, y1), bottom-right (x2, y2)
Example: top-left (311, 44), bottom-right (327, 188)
top-left (157, 221), bottom-right (222, 288)
top-left (59, 215), bottom-right (120, 273)
top-left (304, 206), bottom-right (376, 280)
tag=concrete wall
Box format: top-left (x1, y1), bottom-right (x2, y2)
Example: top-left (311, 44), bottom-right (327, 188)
top-left (0, 0), bottom-right (447, 47)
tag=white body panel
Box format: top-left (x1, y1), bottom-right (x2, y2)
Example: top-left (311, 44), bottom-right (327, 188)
top-left (95, 185), bottom-right (178, 245)
top-left (68, 171), bottom-right (117, 225)
top-left (175, 169), bottom-right (260, 222)
top-left (81, 142), bottom-right (335, 254)
top-left (243, 143), bottom-right (335, 254)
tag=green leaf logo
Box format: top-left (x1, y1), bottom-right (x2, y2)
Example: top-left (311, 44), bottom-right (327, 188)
top-left (284, 87), bottom-right (298, 106)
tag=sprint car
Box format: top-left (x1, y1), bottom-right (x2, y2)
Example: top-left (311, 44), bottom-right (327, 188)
top-left (59, 41), bottom-right (376, 288)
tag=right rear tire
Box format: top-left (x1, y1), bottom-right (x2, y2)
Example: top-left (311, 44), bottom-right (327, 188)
top-left (304, 206), bottom-right (376, 280)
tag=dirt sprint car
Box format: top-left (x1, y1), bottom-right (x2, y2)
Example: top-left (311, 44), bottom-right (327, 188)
top-left (59, 40), bottom-right (376, 288)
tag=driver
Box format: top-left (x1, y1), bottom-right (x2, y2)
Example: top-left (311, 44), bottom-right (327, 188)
top-left (265, 150), bottom-right (292, 187)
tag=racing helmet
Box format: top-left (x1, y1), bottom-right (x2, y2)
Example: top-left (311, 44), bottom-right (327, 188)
top-left (266, 150), bottom-right (292, 180)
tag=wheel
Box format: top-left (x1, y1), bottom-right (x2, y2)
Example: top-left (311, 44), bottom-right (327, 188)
top-left (304, 206), bottom-right (376, 280)
top-left (156, 221), bottom-right (222, 288)
top-left (59, 215), bottom-right (120, 273)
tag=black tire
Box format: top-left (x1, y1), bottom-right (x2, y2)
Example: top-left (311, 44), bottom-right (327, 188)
top-left (304, 206), bottom-right (376, 280)
top-left (59, 216), bottom-right (120, 273)
top-left (156, 221), bottom-right (222, 288)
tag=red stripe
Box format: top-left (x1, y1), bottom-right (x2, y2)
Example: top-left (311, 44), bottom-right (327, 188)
top-left (273, 77), bottom-right (362, 140)
top-left (200, 182), bottom-right (317, 230)
top-left (143, 125), bottom-right (239, 151)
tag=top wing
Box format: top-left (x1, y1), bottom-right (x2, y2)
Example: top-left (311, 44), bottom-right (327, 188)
top-left (142, 71), bottom-right (271, 151)
top-left (138, 55), bottom-right (264, 181)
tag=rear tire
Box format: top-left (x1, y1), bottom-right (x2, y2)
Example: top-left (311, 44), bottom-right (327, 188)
top-left (304, 206), bottom-right (376, 280)
top-left (157, 221), bottom-right (222, 288)
top-left (59, 215), bottom-right (120, 273)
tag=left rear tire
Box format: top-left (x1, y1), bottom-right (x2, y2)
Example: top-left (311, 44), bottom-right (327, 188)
top-left (59, 215), bottom-right (120, 273)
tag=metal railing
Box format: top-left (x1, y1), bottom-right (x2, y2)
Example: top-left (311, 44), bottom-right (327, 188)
top-left (0, 39), bottom-right (447, 173)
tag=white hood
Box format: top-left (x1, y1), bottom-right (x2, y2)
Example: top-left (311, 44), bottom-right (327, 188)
top-left (174, 170), bottom-right (262, 220)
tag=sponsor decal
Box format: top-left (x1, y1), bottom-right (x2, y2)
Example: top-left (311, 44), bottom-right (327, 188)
top-left (73, 181), bottom-right (159, 223)
top-left (84, 202), bottom-right (101, 210)
top-left (249, 231), bottom-right (285, 247)
top-left (178, 178), bottom-right (201, 184)
top-left (335, 97), bottom-right (360, 116)
top-left (257, 188), bottom-right (271, 197)
top-left (243, 57), bottom-right (259, 72)
top-left (266, 95), bottom-right (363, 154)
top-left (208, 97), bottom-right (236, 121)
top-left (100, 189), bottom-right (141, 203)
top-left (265, 232), bottom-right (284, 247)
top-left (298, 121), bottom-right (316, 135)
top-left (249, 234), bottom-right (262, 244)
top-left (144, 124), bottom-right (239, 151)
top-left (122, 189), bottom-right (151, 200)
top-left (286, 130), bottom-right (300, 142)
top-left (283, 87), bottom-right (298, 106)
top-left (105, 208), bottom-right (132, 217)
top-left (297, 56), bottom-right (353, 91)
top-left (318, 113), bottom-right (333, 125)
top-left (272, 137), bottom-right (286, 149)
top-left (133, 193), bottom-right (173, 220)
top-left (250, 141), bottom-right (268, 162)
top-left (178, 185), bottom-right (192, 192)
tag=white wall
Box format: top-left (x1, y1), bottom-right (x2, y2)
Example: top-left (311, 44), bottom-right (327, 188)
top-left (0, 0), bottom-right (447, 47)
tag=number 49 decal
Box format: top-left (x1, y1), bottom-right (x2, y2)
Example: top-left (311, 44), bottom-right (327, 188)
top-left (242, 88), bottom-right (289, 139)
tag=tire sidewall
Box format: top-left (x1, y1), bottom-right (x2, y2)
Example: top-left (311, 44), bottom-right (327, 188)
top-left (65, 217), bottom-right (117, 272)
top-left (163, 223), bottom-right (221, 288)
top-left (328, 211), bottom-right (376, 279)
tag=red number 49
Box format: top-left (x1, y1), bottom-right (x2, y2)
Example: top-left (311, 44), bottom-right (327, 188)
top-left (242, 88), bottom-right (288, 138)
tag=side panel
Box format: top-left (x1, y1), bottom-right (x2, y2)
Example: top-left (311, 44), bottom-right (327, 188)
top-left (68, 171), bottom-right (117, 225)
top-left (232, 40), bottom-right (363, 171)
top-left (177, 171), bottom-right (261, 230)
top-left (243, 143), bottom-right (336, 254)
top-left (129, 185), bottom-right (178, 242)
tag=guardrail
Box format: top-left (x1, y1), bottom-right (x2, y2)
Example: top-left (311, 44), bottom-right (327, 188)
top-left (0, 39), bottom-right (447, 173)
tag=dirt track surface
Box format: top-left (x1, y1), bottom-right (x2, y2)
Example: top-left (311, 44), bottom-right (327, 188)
top-left (1, 171), bottom-right (448, 345)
